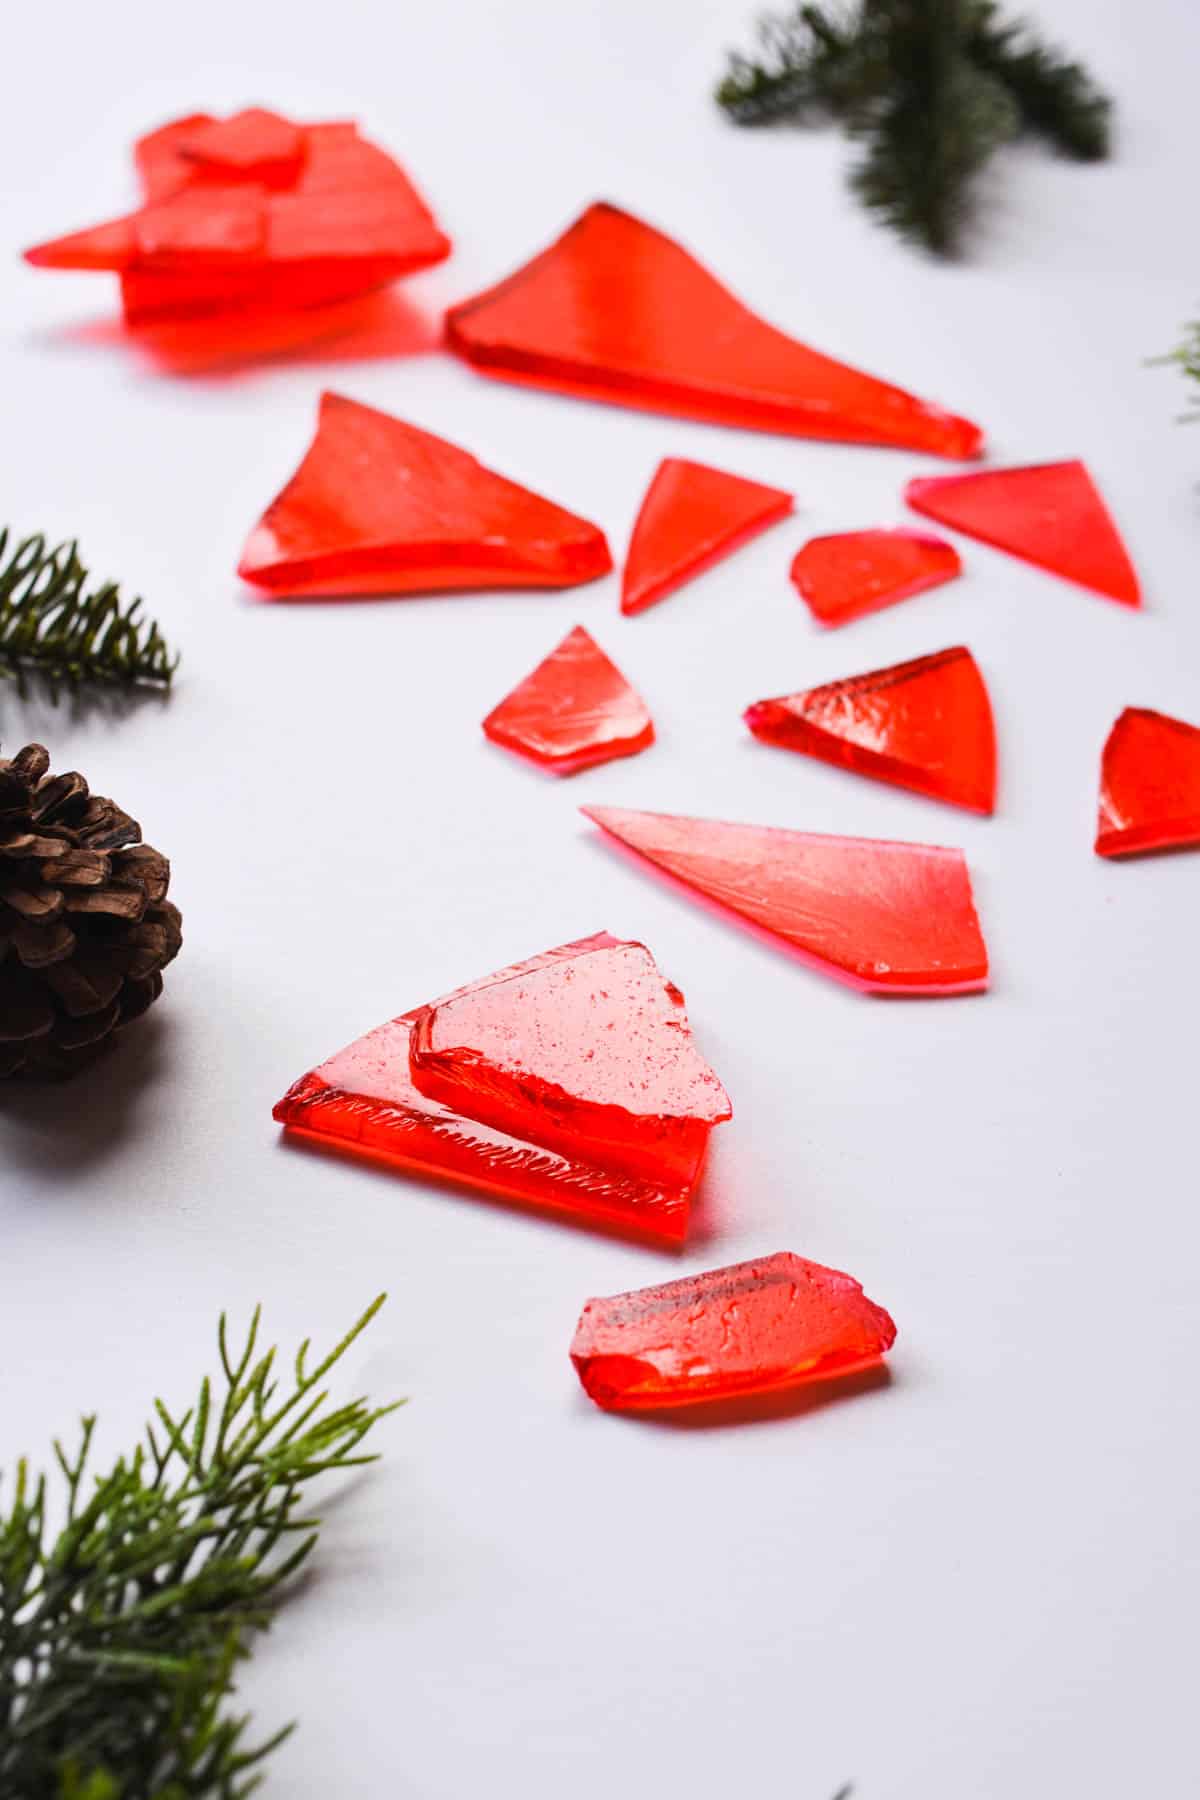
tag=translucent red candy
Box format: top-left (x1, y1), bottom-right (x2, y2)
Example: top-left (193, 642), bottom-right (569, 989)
top-left (745, 646), bottom-right (996, 814)
top-left (446, 203), bottom-right (983, 458)
top-left (583, 806), bottom-right (988, 995)
top-left (791, 528), bottom-right (962, 627)
top-left (483, 626), bottom-right (654, 774)
top-left (273, 933), bottom-right (730, 1244)
top-left (1095, 707), bottom-right (1200, 858)
top-left (906, 461), bottom-right (1140, 607)
top-left (621, 458), bottom-right (793, 616)
top-left (570, 1251), bottom-right (897, 1412)
top-left (238, 391), bottom-right (611, 598)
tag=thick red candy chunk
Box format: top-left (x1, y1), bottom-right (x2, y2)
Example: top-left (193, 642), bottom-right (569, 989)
top-left (483, 625), bottom-right (654, 775)
top-left (238, 391), bottom-right (611, 598)
top-left (621, 458), bottom-right (793, 616)
top-left (792, 528), bottom-right (961, 627)
top-left (583, 805), bottom-right (988, 995)
top-left (906, 461), bottom-right (1140, 607)
top-left (745, 646), bottom-right (996, 814)
top-left (1095, 707), bottom-right (1200, 858)
top-left (571, 1251), bottom-right (897, 1412)
top-left (446, 203), bottom-right (983, 458)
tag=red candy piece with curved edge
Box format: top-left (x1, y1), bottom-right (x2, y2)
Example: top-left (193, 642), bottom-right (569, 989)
top-left (238, 392), bottom-right (612, 598)
top-left (583, 805), bottom-right (988, 995)
top-left (483, 626), bottom-right (654, 775)
top-left (906, 461), bottom-right (1140, 607)
top-left (745, 646), bottom-right (996, 814)
top-left (1095, 708), bottom-right (1200, 858)
top-left (571, 1251), bottom-right (897, 1412)
top-left (621, 458), bottom-right (793, 616)
top-left (446, 203), bottom-right (983, 459)
top-left (791, 528), bottom-right (961, 627)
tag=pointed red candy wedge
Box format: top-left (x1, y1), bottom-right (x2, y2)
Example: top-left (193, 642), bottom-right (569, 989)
top-left (745, 646), bottom-right (996, 814)
top-left (791, 528), bottom-right (961, 627)
top-left (1095, 707), bottom-right (1200, 858)
top-left (446, 203), bottom-right (983, 458)
top-left (583, 806), bottom-right (988, 994)
top-left (238, 391), bottom-right (612, 598)
top-left (621, 458), bottom-right (793, 616)
top-left (483, 626), bottom-right (654, 774)
top-left (571, 1251), bottom-right (897, 1412)
top-left (906, 461), bottom-right (1140, 607)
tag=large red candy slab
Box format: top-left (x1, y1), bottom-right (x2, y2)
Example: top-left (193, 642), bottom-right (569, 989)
top-left (745, 646), bottom-right (997, 813)
top-left (238, 391), bottom-right (612, 597)
top-left (571, 1251), bottom-right (897, 1412)
top-left (446, 203), bottom-right (983, 458)
top-left (1095, 707), bottom-right (1200, 857)
top-left (791, 528), bottom-right (962, 627)
top-left (583, 806), bottom-right (988, 995)
top-left (483, 625), bottom-right (654, 774)
top-left (621, 458), bottom-right (793, 616)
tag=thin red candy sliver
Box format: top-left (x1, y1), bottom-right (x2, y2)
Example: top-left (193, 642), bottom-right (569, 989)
top-left (483, 625), bottom-right (654, 774)
top-left (621, 458), bottom-right (793, 616)
top-left (1095, 707), bottom-right (1200, 857)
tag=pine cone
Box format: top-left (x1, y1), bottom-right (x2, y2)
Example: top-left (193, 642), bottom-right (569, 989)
top-left (0, 743), bottom-right (181, 1077)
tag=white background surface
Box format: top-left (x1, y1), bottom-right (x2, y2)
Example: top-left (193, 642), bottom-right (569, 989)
top-left (3, 3), bottom-right (1198, 1795)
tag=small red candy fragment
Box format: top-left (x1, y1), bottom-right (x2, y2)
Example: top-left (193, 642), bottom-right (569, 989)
top-left (176, 109), bottom-right (305, 184)
top-left (238, 391), bottom-right (612, 598)
top-left (906, 461), bottom-right (1140, 607)
top-left (446, 203), bottom-right (983, 458)
top-left (483, 626), bottom-right (654, 775)
top-left (1095, 707), bottom-right (1200, 858)
top-left (621, 458), bottom-right (793, 616)
top-left (791, 528), bottom-right (961, 627)
top-left (745, 646), bottom-right (996, 814)
top-left (571, 1251), bottom-right (897, 1412)
top-left (583, 805), bottom-right (988, 994)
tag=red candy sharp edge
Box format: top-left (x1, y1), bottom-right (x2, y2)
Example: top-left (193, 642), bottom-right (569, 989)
top-left (790, 528), bottom-right (962, 627)
top-left (621, 458), bottom-right (793, 616)
top-left (483, 625), bottom-right (654, 774)
top-left (1095, 707), bottom-right (1200, 858)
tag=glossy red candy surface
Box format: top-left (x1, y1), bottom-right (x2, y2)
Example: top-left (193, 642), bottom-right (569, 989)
top-left (238, 391), bottom-right (612, 597)
top-left (621, 458), bottom-right (792, 616)
top-left (791, 528), bottom-right (961, 627)
top-left (571, 1251), bottom-right (897, 1412)
top-left (583, 806), bottom-right (988, 995)
top-left (1095, 707), bottom-right (1200, 857)
top-left (745, 646), bottom-right (996, 813)
top-left (483, 626), bottom-right (654, 774)
top-left (446, 203), bottom-right (983, 457)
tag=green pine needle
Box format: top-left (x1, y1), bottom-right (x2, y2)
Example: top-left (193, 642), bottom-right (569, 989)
top-left (1161, 318), bottom-right (1200, 420)
top-left (0, 1296), bottom-right (399, 1799)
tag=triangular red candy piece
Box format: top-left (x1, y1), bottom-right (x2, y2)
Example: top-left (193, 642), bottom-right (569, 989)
top-left (791, 528), bottom-right (961, 627)
top-left (1095, 707), bottom-right (1200, 858)
top-left (583, 806), bottom-right (988, 995)
top-left (238, 391), bottom-right (612, 597)
top-left (906, 461), bottom-right (1140, 606)
top-left (745, 646), bottom-right (996, 813)
top-left (446, 203), bottom-right (983, 459)
top-left (621, 458), bottom-right (792, 615)
top-left (483, 626), bottom-right (654, 774)
top-left (175, 108), bottom-right (305, 182)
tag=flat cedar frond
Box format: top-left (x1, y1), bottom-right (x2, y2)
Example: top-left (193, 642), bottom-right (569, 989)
top-left (0, 1297), bottom-right (399, 1799)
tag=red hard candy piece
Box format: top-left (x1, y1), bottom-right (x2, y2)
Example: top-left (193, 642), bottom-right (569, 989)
top-left (791, 528), bottom-right (961, 627)
top-left (571, 1251), bottom-right (897, 1412)
top-left (238, 391), bottom-right (612, 597)
top-left (176, 108), bottom-right (305, 183)
top-left (745, 646), bottom-right (996, 813)
top-left (1095, 707), bottom-right (1200, 858)
top-left (446, 203), bottom-right (983, 458)
top-left (583, 805), bottom-right (988, 995)
top-left (906, 461), bottom-right (1140, 607)
top-left (621, 458), bottom-right (793, 616)
top-left (483, 626), bottom-right (654, 775)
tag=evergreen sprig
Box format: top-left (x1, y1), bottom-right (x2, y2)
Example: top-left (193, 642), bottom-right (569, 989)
top-left (0, 1296), bottom-right (399, 1799)
top-left (0, 529), bottom-right (179, 701)
top-left (716, 1), bottom-right (1112, 254)
top-left (1162, 318), bottom-right (1200, 420)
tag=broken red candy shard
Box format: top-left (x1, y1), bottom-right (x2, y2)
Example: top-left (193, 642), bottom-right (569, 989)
top-left (483, 626), bottom-right (654, 774)
top-left (791, 528), bottom-right (962, 627)
top-left (1095, 707), bottom-right (1200, 858)
top-left (445, 203), bottom-right (983, 458)
top-left (238, 391), bottom-right (612, 597)
top-left (745, 646), bottom-right (996, 814)
top-left (175, 109), bottom-right (305, 184)
top-left (135, 115), bottom-right (217, 201)
top-left (906, 461), bottom-right (1140, 607)
top-left (621, 458), bottom-right (793, 616)
top-left (583, 806), bottom-right (988, 995)
top-left (571, 1251), bottom-right (897, 1412)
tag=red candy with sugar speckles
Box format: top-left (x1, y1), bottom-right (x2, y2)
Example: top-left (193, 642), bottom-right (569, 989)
top-left (483, 626), bottom-right (654, 774)
top-left (1095, 707), bottom-right (1200, 857)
